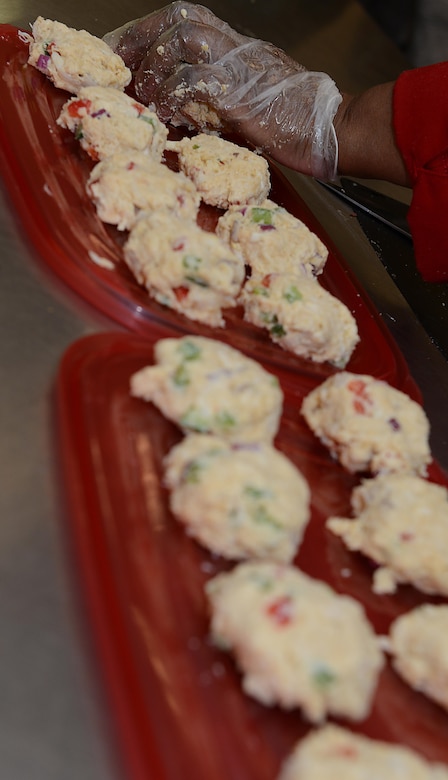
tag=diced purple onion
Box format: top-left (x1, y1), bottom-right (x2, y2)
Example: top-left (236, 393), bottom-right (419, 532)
top-left (37, 54), bottom-right (50, 70)
top-left (91, 108), bottom-right (110, 118)
top-left (260, 224), bottom-right (276, 231)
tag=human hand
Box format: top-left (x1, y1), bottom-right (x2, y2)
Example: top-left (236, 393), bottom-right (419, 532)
top-left (104, 2), bottom-right (342, 179)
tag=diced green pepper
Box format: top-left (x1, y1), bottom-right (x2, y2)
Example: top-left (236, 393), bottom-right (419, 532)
top-left (250, 207), bottom-right (274, 226)
top-left (283, 285), bottom-right (303, 303)
top-left (312, 666), bottom-right (336, 688)
top-left (215, 410), bottom-right (236, 430)
top-left (182, 459), bottom-right (203, 483)
top-left (178, 340), bottom-right (201, 361)
top-left (139, 115), bottom-right (156, 128)
top-left (270, 321), bottom-right (286, 338)
top-left (172, 363), bottom-right (190, 387)
top-left (251, 285), bottom-right (269, 297)
top-left (182, 254), bottom-right (202, 271)
top-left (180, 407), bottom-right (210, 432)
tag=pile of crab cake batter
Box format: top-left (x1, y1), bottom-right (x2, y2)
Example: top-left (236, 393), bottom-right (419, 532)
top-left (130, 336), bottom-right (283, 443)
top-left (163, 433), bottom-right (310, 562)
top-left (301, 372), bottom-right (431, 476)
top-left (217, 199), bottom-right (328, 277)
top-left (386, 604), bottom-right (448, 713)
top-left (240, 273), bottom-right (359, 366)
top-left (167, 133), bottom-right (271, 208)
top-left (28, 16), bottom-right (131, 92)
top-left (87, 151), bottom-right (200, 230)
top-left (327, 472), bottom-right (448, 595)
top-left (123, 212), bottom-right (244, 327)
top-left (57, 86), bottom-right (168, 161)
top-left (277, 724), bottom-right (448, 780)
top-left (205, 560), bottom-right (384, 722)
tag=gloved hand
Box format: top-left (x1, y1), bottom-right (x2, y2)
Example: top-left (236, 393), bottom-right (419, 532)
top-left (104, 2), bottom-right (342, 180)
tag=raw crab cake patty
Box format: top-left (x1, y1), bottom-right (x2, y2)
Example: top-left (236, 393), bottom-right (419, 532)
top-left (239, 273), bottom-right (359, 367)
top-left (205, 561), bottom-right (384, 722)
top-left (57, 86), bottom-right (168, 161)
top-left (387, 604), bottom-right (448, 712)
top-left (87, 152), bottom-right (200, 231)
top-left (28, 16), bottom-right (131, 93)
top-left (327, 473), bottom-right (448, 596)
top-left (163, 434), bottom-right (310, 562)
top-left (277, 724), bottom-right (448, 780)
top-left (130, 336), bottom-right (283, 443)
top-left (166, 133), bottom-right (270, 208)
top-left (123, 212), bottom-right (244, 327)
top-left (301, 372), bottom-right (431, 476)
top-left (216, 200), bottom-right (328, 277)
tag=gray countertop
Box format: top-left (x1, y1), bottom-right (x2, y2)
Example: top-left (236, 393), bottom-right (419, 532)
top-left (1, 2), bottom-right (447, 779)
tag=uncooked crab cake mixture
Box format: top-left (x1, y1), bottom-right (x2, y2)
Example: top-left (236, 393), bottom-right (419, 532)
top-left (27, 17), bottom-right (132, 92)
top-left (327, 472), bottom-right (448, 595)
top-left (205, 560), bottom-right (384, 722)
top-left (130, 336), bottom-right (283, 443)
top-left (87, 151), bottom-right (200, 231)
top-left (166, 133), bottom-right (271, 208)
top-left (57, 86), bottom-right (168, 161)
top-left (216, 200), bottom-right (328, 277)
top-left (301, 372), bottom-right (431, 475)
top-left (123, 212), bottom-right (244, 327)
top-left (239, 273), bottom-right (359, 366)
top-left (163, 434), bottom-right (310, 562)
top-left (277, 724), bottom-right (448, 780)
top-left (387, 604), bottom-right (448, 713)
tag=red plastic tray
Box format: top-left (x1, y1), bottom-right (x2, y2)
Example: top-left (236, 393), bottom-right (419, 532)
top-left (0, 23), bottom-right (414, 389)
top-left (57, 330), bottom-right (448, 780)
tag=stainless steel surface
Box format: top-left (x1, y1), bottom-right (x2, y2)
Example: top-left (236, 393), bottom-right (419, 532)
top-left (0, 2), bottom-right (446, 779)
top-left (315, 177), bottom-right (412, 238)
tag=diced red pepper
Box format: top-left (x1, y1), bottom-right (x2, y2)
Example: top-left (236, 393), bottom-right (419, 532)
top-left (172, 239), bottom-right (185, 251)
top-left (332, 745), bottom-right (358, 758)
top-left (127, 162), bottom-right (136, 170)
top-left (132, 102), bottom-right (145, 115)
top-left (67, 98), bottom-right (92, 118)
top-left (400, 531), bottom-right (414, 542)
top-left (261, 274), bottom-right (272, 288)
top-left (348, 378), bottom-right (372, 413)
top-left (266, 595), bottom-right (293, 625)
top-left (348, 379), bottom-right (368, 398)
top-left (173, 286), bottom-right (189, 301)
top-left (86, 146), bottom-right (99, 162)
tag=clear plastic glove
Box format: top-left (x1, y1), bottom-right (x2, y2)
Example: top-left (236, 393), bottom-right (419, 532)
top-left (104, 2), bottom-right (342, 180)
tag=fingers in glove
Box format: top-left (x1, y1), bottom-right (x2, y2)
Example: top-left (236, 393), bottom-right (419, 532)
top-left (133, 19), bottom-right (242, 104)
top-left (148, 62), bottom-right (230, 123)
top-left (104, 1), bottom-right (237, 70)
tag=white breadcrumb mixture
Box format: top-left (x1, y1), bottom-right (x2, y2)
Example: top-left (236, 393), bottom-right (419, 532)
top-left (277, 724), bottom-right (448, 780)
top-left (387, 604), bottom-right (448, 712)
top-left (327, 472), bottom-right (448, 596)
top-left (216, 200), bottom-right (328, 277)
top-left (123, 212), bottom-right (244, 327)
top-left (130, 336), bottom-right (283, 443)
top-left (166, 132), bottom-right (271, 208)
top-left (163, 434), bottom-right (310, 561)
top-left (301, 372), bottom-right (431, 476)
top-left (239, 272), bottom-right (359, 367)
top-left (28, 16), bottom-right (131, 93)
top-left (57, 86), bottom-right (168, 161)
top-left (206, 561), bottom-right (384, 722)
top-left (87, 151), bottom-right (200, 230)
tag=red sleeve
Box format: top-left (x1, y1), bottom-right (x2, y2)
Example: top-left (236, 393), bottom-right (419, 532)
top-left (393, 62), bottom-right (448, 282)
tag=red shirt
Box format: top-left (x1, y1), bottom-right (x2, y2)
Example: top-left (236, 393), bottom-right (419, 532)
top-left (393, 62), bottom-right (448, 281)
